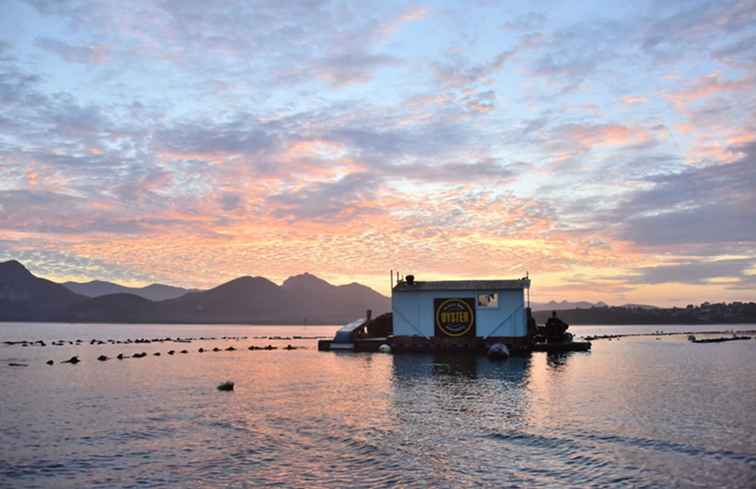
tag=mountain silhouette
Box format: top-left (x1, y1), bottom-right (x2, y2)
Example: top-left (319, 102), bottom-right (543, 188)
top-left (63, 280), bottom-right (191, 301)
top-left (281, 273), bottom-right (390, 323)
top-left (153, 276), bottom-right (287, 323)
top-left (0, 260), bottom-right (86, 320)
top-left (65, 293), bottom-right (157, 323)
top-left (0, 260), bottom-right (389, 324)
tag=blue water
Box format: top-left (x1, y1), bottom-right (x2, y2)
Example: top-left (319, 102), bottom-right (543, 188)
top-left (1, 323), bottom-right (755, 488)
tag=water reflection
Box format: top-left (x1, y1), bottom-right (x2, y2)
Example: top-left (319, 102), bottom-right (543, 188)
top-left (390, 352), bottom-right (532, 383)
top-left (546, 351), bottom-right (579, 369)
top-left (3, 324), bottom-right (754, 489)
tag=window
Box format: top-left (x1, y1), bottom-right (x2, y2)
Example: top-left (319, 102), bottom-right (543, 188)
top-left (477, 293), bottom-right (498, 308)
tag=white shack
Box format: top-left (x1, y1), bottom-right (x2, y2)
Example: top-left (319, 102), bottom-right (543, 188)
top-left (391, 276), bottom-right (531, 340)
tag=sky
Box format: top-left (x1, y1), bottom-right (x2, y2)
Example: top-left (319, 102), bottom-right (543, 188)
top-left (0, 0), bottom-right (755, 305)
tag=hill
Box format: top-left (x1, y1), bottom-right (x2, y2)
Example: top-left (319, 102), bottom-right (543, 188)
top-left (0, 260), bottom-right (390, 324)
top-left (63, 280), bottom-right (191, 301)
top-left (0, 260), bottom-right (87, 321)
top-left (534, 303), bottom-right (756, 325)
top-left (64, 293), bottom-right (157, 323)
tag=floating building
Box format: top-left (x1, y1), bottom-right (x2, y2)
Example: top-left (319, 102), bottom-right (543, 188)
top-left (318, 274), bottom-right (590, 354)
top-left (390, 275), bottom-right (532, 351)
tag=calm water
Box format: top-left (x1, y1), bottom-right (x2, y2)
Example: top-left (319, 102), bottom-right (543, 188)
top-left (1, 323), bottom-right (755, 488)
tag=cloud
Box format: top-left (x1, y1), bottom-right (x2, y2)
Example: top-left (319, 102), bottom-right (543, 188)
top-left (501, 12), bottom-right (546, 32)
top-left (219, 192), bottom-right (244, 211)
top-left (1, 0), bottom-right (753, 302)
top-left (155, 118), bottom-right (278, 159)
top-left (615, 142), bottom-right (756, 246)
top-left (641, 0), bottom-right (756, 59)
top-left (665, 72), bottom-right (756, 111)
top-left (382, 158), bottom-right (522, 183)
top-left (712, 33), bottom-right (756, 68)
top-left (266, 172), bottom-right (383, 222)
top-left (0, 189), bottom-right (144, 234)
top-left (549, 123), bottom-right (657, 153)
top-left (314, 53), bottom-right (400, 87)
top-left (623, 95), bottom-right (647, 105)
top-left (623, 258), bottom-right (755, 286)
top-left (377, 5), bottom-right (429, 39)
top-left (433, 32), bottom-right (541, 88)
top-left (35, 37), bottom-right (110, 64)
top-left (527, 20), bottom-right (629, 93)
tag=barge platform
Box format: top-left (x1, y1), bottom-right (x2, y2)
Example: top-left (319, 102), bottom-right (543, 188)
top-left (318, 336), bottom-right (591, 354)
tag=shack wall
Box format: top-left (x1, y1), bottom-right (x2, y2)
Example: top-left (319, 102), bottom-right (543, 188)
top-left (392, 288), bottom-right (526, 338)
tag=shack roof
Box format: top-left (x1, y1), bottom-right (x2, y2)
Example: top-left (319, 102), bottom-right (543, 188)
top-left (393, 278), bottom-right (530, 292)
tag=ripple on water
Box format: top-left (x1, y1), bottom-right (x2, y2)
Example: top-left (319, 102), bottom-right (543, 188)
top-left (1, 324), bottom-right (755, 488)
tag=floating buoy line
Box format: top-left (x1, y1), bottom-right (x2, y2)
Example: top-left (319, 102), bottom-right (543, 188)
top-left (3, 334), bottom-right (329, 348)
top-left (32, 344), bottom-right (305, 366)
top-left (1, 334), bottom-right (313, 366)
top-left (583, 329), bottom-right (756, 342)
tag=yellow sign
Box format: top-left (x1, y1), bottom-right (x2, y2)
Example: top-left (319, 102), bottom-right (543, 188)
top-left (434, 298), bottom-right (475, 337)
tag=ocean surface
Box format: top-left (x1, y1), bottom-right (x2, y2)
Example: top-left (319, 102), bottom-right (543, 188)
top-left (1, 323), bottom-right (755, 488)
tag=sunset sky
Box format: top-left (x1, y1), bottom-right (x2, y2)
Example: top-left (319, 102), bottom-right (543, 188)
top-left (1, 0), bottom-right (755, 305)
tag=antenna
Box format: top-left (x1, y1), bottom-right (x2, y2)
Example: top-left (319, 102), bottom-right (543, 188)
top-left (526, 270), bottom-right (531, 308)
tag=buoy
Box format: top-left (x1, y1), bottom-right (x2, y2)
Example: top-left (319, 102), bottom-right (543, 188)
top-left (217, 381), bottom-right (235, 391)
top-left (487, 343), bottom-right (510, 360)
top-left (378, 344), bottom-right (392, 353)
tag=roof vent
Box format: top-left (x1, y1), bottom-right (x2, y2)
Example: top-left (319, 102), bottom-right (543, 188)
top-left (406, 274), bottom-right (415, 285)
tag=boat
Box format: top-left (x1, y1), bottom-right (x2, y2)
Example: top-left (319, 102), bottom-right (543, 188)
top-left (688, 335), bottom-right (752, 343)
top-left (321, 317), bottom-right (367, 351)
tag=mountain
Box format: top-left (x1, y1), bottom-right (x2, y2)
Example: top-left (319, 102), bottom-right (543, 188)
top-left (532, 300), bottom-right (607, 311)
top-left (63, 280), bottom-right (191, 301)
top-left (152, 276), bottom-right (286, 323)
top-left (0, 260), bottom-right (87, 321)
top-left (534, 303), bottom-right (756, 325)
top-left (281, 273), bottom-right (391, 323)
top-left (65, 293), bottom-right (157, 323)
top-left (620, 303), bottom-right (658, 310)
top-left (144, 273), bottom-right (390, 324)
top-left (52, 270), bottom-right (390, 324)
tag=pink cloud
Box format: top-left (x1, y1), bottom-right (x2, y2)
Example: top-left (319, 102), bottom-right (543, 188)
top-left (665, 72), bottom-right (756, 111)
top-left (556, 123), bottom-right (655, 151)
